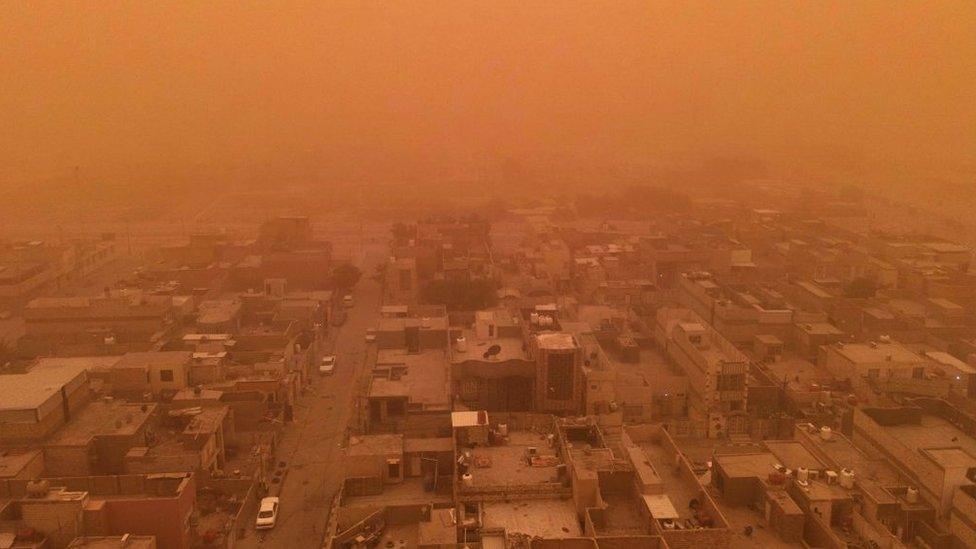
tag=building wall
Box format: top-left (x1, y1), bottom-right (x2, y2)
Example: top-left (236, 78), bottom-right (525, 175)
top-left (950, 489), bottom-right (976, 548)
top-left (851, 409), bottom-right (945, 513)
top-left (102, 478), bottom-right (196, 549)
top-left (20, 494), bottom-right (87, 549)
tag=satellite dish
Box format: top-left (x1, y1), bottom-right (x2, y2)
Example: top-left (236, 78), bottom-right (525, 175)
top-left (482, 344), bottom-right (501, 359)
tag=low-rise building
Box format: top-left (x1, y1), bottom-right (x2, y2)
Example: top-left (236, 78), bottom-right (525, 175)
top-left (0, 365), bottom-right (91, 444)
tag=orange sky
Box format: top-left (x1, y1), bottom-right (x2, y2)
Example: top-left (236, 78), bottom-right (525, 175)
top-left (1, 2), bottom-right (974, 186)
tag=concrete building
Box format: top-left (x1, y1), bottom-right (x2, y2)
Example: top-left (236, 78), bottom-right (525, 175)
top-left (655, 308), bottom-right (749, 437)
top-left (42, 399), bottom-right (157, 477)
top-left (0, 365), bottom-right (91, 444)
top-left (112, 352), bottom-right (192, 398)
top-left (1, 473), bottom-right (195, 549)
top-left (531, 332), bottom-right (584, 414)
top-left (21, 294), bottom-right (174, 356)
top-left (819, 340), bottom-right (928, 391)
top-left (450, 309), bottom-right (536, 412)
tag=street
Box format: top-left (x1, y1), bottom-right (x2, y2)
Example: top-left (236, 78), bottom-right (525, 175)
top-left (236, 242), bottom-right (386, 549)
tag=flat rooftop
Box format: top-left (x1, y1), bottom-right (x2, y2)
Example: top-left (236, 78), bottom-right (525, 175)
top-left (714, 452), bottom-right (781, 480)
top-left (763, 440), bottom-right (825, 471)
top-left (612, 349), bottom-right (687, 403)
top-left (482, 499), bottom-right (580, 539)
top-left (451, 331), bottom-right (529, 364)
top-left (883, 414), bottom-right (976, 470)
top-left (371, 349), bottom-right (449, 408)
top-left (31, 356), bottom-right (122, 372)
top-left (763, 357), bottom-right (831, 391)
top-left (48, 401), bottom-right (156, 446)
top-left (340, 477), bottom-right (452, 508)
top-left (376, 316), bottom-right (448, 332)
top-left (465, 431), bottom-right (560, 487)
top-left (67, 536), bottom-right (156, 549)
top-left (795, 426), bottom-right (901, 484)
top-left (116, 351), bottom-right (191, 369)
top-left (535, 332), bottom-right (578, 351)
top-left (832, 342), bottom-right (921, 365)
top-left (637, 441), bottom-right (700, 520)
top-left (796, 321), bottom-right (844, 336)
top-left (0, 449), bottom-right (41, 479)
top-left (0, 365), bottom-right (88, 413)
top-left (347, 434), bottom-right (403, 457)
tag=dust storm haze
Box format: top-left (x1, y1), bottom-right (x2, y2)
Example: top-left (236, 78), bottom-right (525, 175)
top-left (1, 2), bottom-right (974, 221)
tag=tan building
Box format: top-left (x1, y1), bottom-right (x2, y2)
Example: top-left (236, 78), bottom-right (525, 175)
top-left (43, 400), bottom-right (156, 477)
top-left (656, 308), bottom-right (749, 437)
top-left (0, 365), bottom-right (91, 443)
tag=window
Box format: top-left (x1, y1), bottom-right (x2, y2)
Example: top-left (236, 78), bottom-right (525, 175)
top-left (159, 369), bottom-right (175, 382)
top-left (717, 374), bottom-right (745, 391)
top-left (546, 352), bottom-right (574, 400)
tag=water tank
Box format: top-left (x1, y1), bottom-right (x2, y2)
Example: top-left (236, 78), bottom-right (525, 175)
top-left (825, 470), bottom-right (838, 485)
top-left (840, 468), bottom-right (856, 489)
top-left (462, 473), bottom-right (474, 488)
top-left (456, 336), bottom-right (467, 353)
top-left (26, 480), bottom-right (50, 498)
top-left (905, 486), bottom-right (919, 504)
top-left (797, 467), bottom-right (810, 482)
top-left (820, 426), bottom-right (833, 441)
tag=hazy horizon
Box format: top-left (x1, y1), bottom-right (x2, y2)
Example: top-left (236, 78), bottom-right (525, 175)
top-left (2, 2), bottom-right (974, 191)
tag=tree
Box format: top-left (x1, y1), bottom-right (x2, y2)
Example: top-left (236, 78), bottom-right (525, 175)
top-left (844, 277), bottom-right (878, 298)
top-left (331, 264), bottom-right (362, 290)
top-left (421, 279), bottom-right (499, 311)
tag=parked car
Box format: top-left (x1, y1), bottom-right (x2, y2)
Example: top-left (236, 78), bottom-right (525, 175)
top-left (319, 355), bottom-right (336, 375)
top-left (255, 497), bottom-right (280, 530)
top-left (365, 327), bottom-right (376, 343)
top-left (343, 294), bottom-right (354, 307)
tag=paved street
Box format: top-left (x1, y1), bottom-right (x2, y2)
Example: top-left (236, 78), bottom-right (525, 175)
top-left (237, 243), bottom-right (386, 549)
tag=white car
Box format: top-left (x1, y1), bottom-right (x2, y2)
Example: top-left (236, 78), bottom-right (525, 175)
top-left (365, 328), bottom-right (376, 343)
top-left (255, 497), bottom-right (279, 530)
top-left (319, 355), bottom-right (336, 375)
top-left (343, 294), bottom-right (354, 307)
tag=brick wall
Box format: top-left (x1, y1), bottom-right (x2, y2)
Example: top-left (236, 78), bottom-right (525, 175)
top-left (21, 494), bottom-right (87, 549)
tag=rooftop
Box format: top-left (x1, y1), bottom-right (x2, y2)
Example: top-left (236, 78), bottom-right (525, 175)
top-left (881, 413), bottom-right (976, 470)
top-left (0, 449), bottom-right (42, 479)
top-left (832, 341), bottom-right (922, 365)
top-left (347, 434), bottom-right (403, 457)
top-left (116, 351), bottom-right (192, 369)
top-left (196, 299), bottom-right (241, 325)
top-left (66, 536), bottom-right (156, 549)
top-left (47, 401), bottom-right (156, 446)
top-left (714, 451), bottom-right (781, 480)
top-left (370, 349), bottom-right (449, 408)
top-left (0, 365), bottom-right (88, 413)
top-left (463, 431), bottom-right (560, 487)
top-left (763, 440), bottom-right (825, 471)
top-left (796, 321), bottom-right (844, 336)
top-left (482, 499), bottom-right (580, 539)
top-left (535, 332), bottom-right (577, 350)
top-left (451, 330), bottom-right (528, 364)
